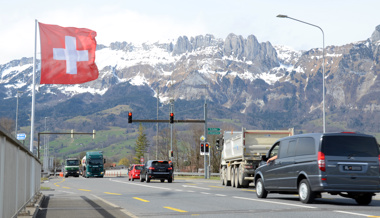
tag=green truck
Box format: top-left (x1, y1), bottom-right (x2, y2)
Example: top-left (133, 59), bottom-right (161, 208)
top-left (81, 151), bottom-right (105, 178)
top-left (64, 157), bottom-right (80, 177)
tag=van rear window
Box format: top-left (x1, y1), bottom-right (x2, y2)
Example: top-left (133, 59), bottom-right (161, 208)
top-left (322, 136), bottom-right (379, 157)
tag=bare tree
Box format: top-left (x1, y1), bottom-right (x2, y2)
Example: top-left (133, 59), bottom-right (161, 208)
top-left (0, 117), bottom-right (14, 134)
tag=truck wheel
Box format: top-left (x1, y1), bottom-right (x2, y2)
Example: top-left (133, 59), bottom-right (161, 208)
top-left (231, 167), bottom-right (236, 187)
top-left (221, 167), bottom-right (225, 186)
top-left (299, 179), bottom-right (315, 204)
top-left (256, 178), bottom-right (268, 198)
top-left (224, 168), bottom-right (231, 186)
top-left (238, 165), bottom-right (249, 188)
top-left (235, 167), bottom-right (241, 188)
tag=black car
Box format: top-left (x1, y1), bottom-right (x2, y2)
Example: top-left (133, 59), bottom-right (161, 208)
top-left (140, 160), bottom-right (173, 183)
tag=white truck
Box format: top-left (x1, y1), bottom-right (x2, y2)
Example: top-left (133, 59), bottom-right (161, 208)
top-left (219, 128), bottom-right (294, 188)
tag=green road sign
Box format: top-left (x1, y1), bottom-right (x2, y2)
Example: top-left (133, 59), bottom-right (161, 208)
top-left (208, 128), bottom-right (221, 131)
top-left (208, 131), bottom-right (221, 135)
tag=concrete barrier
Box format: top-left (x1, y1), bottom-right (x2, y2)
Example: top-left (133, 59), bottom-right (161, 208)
top-left (0, 126), bottom-right (41, 218)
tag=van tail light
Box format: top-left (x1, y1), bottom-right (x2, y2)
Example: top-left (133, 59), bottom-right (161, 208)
top-left (148, 167), bottom-right (155, 170)
top-left (168, 167), bottom-right (172, 170)
top-left (318, 152), bottom-right (326, 172)
top-left (378, 155), bottom-right (380, 172)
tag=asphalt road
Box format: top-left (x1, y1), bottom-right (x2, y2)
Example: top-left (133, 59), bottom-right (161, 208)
top-left (37, 176), bottom-right (380, 218)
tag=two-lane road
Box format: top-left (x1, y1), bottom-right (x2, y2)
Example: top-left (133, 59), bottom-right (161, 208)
top-left (38, 176), bottom-right (380, 217)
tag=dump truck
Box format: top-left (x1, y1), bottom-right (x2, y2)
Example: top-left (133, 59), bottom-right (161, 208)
top-left (64, 157), bottom-right (80, 177)
top-left (219, 128), bottom-right (294, 188)
top-left (81, 151), bottom-right (105, 178)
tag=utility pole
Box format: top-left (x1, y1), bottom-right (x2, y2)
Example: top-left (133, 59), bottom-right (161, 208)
top-left (156, 88), bottom-right (159, 159)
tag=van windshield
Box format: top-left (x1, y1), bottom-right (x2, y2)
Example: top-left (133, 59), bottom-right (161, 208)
top-left (322, 135), bottom-right (379, 157)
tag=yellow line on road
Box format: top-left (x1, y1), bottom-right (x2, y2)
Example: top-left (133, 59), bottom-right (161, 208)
top-left (164, 206), bottom-right (188, 213)
top-left (209, 186), bottom-right (224, 188)
top-left (104, 192), bottom-right (122, 195)
top-left (62, 187), bottom-right (71, 189)
top-left (133, 197), bottom-right (150, 202)
top-left (55, 185), bottom-right (60, 187)
top-left (78, 189), bottom-right (91, 192)
top-left (241, 189), bottom-right (256, 192)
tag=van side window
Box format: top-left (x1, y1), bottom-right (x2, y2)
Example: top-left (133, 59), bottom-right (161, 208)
top-left (287, 140), bottom-right (297, 157)
top-left (278, 140), bottom-right (289, 159)
top-left (270, 142), bottom-right (280, 158)
top-left (296, 137), bottom-right (315, 156)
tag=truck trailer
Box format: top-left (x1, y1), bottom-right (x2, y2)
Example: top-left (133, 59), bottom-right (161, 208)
top-left (220, 128), bottom-right (294, 188)
top-left (81, 151), bottom-right (105, 178)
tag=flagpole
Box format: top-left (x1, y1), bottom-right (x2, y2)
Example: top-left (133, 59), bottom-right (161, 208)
top-left (30, 19), bottom-right (37, 153)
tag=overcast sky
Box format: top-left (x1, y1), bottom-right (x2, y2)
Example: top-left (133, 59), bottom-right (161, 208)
top-left (1, 0), bottom-right (379, 64)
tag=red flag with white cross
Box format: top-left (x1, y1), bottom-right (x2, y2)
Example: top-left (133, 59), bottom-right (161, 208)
top-left (39, 23), bottom-right (99, 84)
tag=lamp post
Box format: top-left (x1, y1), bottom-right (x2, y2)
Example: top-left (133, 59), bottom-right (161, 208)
top-left (15, 91), bottom-right (23, 137)
top-left (277, 14), bottom-right (326, 133)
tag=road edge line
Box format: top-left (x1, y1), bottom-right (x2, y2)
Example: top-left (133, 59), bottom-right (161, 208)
top-left (91, 194), bottom-right (138, 218)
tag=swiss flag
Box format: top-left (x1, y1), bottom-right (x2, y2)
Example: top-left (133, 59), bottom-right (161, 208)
top-left (39, 23), bottom-right (99, 84)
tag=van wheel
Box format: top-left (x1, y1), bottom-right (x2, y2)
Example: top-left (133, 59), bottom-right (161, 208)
top-left (256, 178), bottom-right (268, 198)
top-left (140, 174), bottom-right (144, 182)
top-left (224, 168), bottom-right (231, 186)
top-left (299, 179), bottom-right (315, 204)
top-left (145, 174), bottom-right (150, 183)
top-left (355, 194), bottom-right (372, 205)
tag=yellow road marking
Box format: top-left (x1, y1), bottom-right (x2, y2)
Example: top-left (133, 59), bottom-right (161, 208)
top-left (55, 185), bottom-right (60, 187)
top-left (62, 187), bottom-right (71, 189)
top-left (241, 189), bottom-right (256, 192)
top-left (133, 197), bottom-right (150, 202)
top-left (209, 186), bottom-right (224, 188)
top-left (164, 206), bottom-right (187, 212)
top-left (78, 189), bottom-right (91, 192)
top-left (104, 192), bottom-right (122, 195)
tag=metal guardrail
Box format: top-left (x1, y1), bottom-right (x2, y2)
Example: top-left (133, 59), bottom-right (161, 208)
top-left (0, 126), bottom-right (41, 218)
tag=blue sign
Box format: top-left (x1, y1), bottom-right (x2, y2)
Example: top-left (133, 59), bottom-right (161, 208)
top-left (17, 133), bottom-right (26, 140)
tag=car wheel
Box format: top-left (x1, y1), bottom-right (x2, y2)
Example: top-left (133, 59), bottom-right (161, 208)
top-left (145, 174), bottom-right (150, 183)
top-left (231, 167), bottom-right (236, 187)
top-left (131, 177), bottom-right (134, 181)
top-left (168, 177), bottom-right (172, 183)
top-left (161, 179), bottom-right (165, 183)
top-left (355, 193), bottom-right (372, 205)
top-left (128, 176), bottom-right (131, 181)
top-left (224, 167), bottom-right (231, 186)
top-left (299, 179), bottom-right (315, 204)
top-left (255, 178), bottom-right (268, 198)
top-left (140, 174), bottom-right (144, 182)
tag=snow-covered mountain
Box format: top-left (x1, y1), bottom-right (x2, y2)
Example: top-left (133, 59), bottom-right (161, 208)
top-left (1, 25), bottom-right (380, 134)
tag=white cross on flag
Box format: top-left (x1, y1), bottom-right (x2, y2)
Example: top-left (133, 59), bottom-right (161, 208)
top-left (39, 23), bottom-right (99, 84)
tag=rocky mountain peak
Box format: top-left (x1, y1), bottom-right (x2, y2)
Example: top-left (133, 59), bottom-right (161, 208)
top-left (370, 25), bottom-right (380, 43)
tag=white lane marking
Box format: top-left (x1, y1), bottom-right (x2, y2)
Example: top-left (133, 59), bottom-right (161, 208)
top-left (215, 194), bottom-right (226, 197)
top-left (233, 196), bottom-right (317, 209)
top-left (110, 179), bottom-right (171, 190)
top-left (334, 210), bottom-right (375, 217)
top-left (58, 190), bottom-right (76, 194)
top-left (200, 192), bottom-right (211, 195)
top-left (175, 189), bottom-right (183, 192)
top-left (187, 191), bottom-right (195, 193)
top-left (91, 194), bottom-right (138, 218)
top-left (182, 185), bottom-right (210, 190)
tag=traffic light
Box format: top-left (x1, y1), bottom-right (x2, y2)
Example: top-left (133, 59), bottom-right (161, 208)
top-left (215, 139), bottom-right (220, 150)
top-left (200, 142), bottom-right (205, 153)
top-left (170, 113), bottom-right (174, 124)
top-left (169, 150), bottom-right (173, 158)
top-left (205, 143), bottom-right (209, 153)
top-left (128, 112), bottom-right (132, 123)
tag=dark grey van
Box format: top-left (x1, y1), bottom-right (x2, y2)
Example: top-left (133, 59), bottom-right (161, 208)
top-left (254, 132), bottom-right (380, 205)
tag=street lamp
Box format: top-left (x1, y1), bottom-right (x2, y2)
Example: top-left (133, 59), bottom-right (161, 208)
top-left (277, 14), bottom-right (326, 133)
top-left (15, 91), bottom-right (23, 137)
